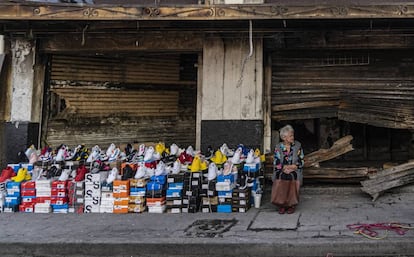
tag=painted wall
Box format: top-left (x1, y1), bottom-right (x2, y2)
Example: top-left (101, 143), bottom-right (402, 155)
top-left (201, 37), bottom-right (263, 120)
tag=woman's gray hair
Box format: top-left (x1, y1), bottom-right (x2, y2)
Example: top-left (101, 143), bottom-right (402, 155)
top-left (279, 125), bottom-right (294, 140)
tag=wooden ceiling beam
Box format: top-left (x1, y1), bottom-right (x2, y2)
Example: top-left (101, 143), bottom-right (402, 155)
top-left (1, 4), bottom-right (414, 20)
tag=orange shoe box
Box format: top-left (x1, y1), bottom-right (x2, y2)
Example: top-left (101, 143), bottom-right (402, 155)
top-left (113, 205), bottom-right (128, 214)
top-left (147, 197), bottom-right (166, 207)
top-left (114, 197), bottom-right (129, 206)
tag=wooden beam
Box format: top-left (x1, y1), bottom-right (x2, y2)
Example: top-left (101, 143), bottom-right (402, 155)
top-left (2, 4), bottom-right (414, 21)
top-left (272, 100), bottom-right (338, 112)
top-left (40, 32), bottom-right (203, 52)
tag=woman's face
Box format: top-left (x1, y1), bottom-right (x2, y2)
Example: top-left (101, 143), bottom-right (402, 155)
top-left (283, 131), bottom-right (294, 144)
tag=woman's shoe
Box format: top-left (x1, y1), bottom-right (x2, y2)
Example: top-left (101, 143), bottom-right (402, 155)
top-left (287, 206), bottom-right (295, 214)
top-left (278, 207), bottom-right (286, 214)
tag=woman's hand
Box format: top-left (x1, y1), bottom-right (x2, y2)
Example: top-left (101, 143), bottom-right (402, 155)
top-left (282, 164), bottom-right (298, 174)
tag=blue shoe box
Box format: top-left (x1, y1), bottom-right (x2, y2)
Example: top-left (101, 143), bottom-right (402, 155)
top-left (166, 189), bottom-right (182, 198)
top-left (243, 163), bottom-right (260, 172)
top-left (51, 204), bottom-right (69, 210)
top-left (168, 182), bottom-right (184, 190)
top-left (150, 175), bottom-right (167, 185)
top-left (218, 190), bottom-right (233, 198)
top-left (217, 174), bottom-right (235, 183)
top-left (6, 182), bottom-right (21, 190)
top-left (5, 196), bottom-right (21, 206)
top-left (130, 187), bottom-right (146, 196)
top-left (147, 182), bottom-right (163, 191)
top-left (217, 204), bottom-right (232, 213)
top-left (7, 164), bottom-right (21, 172)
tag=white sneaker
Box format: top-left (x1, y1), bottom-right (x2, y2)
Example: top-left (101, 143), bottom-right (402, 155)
top-left (108, 148), bottom-right (120, 162)
top-left (55, 145), bottom-right (67, 162)
top-left (106, 168), bottom-right (118, 184)
top-left (186, 146), bottom-right (195, 157)
top-left (171, 160), bottom-right (181, 174)
top-left (145, 167), bottom-right (155, 177)
top-left (87, 145), bottom-right (101, 163)
top-left (59, 169), bottom-right (71, 181)
top-left (144, 146), bottom-right (154, 162)
top-left (138, 144), bottom-right (146, 156)
top-left (231, 148), bottom-right (242, 164)
top-left (155, 161), bottom-right (166, 176)
top-left (245, 149), bottom-right (255, 164)
top-left (135, 165), bottom-right (146, 179)
top-left (170, 143), bottom-right (179, 156)
top-left (106, 143), bottom-right (116, 159)
top-left (207, 163), bottom-right (218, 181)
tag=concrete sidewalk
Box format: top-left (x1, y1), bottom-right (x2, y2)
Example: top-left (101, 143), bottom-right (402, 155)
top-left (0, 185), bottom-right (413, 257)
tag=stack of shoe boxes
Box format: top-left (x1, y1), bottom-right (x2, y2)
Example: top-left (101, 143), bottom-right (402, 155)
top-left (182, 172), bottom-right (201, 213)
top-left (216, 174), bottom-right (235, 213)
top-left (20, 181), bottom-right (36, 213)
top-left (0, 182), bottom-right (5, 212)
top-left (201, 179), bottom-right (218, 213)
top-left (232, 188), bottom-right (251, 213)
top-left (68, 181), bottom-right (85, 213)
top-left (243, 163), bottom-right (261, 206)
top-left (147, 175), bottom-right (167, 213)
top-left (51, 180), bottom-right (69, 213)
top-left (35, 180), bottom-right (52, 213)
top-left (84, 173), bottom-right (101, 213)
top-left (113, 180), bottom-right (130, 214)
top-left (4, 181), bottom-right (21, 213)
top-left (100, 175), bottom-right (114, 214)
top-left (166, 174), bottom-right (184, 214)
top-left (129, 178), bottom-right (147, 213)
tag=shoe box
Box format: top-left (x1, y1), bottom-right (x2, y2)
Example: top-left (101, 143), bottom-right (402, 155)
top-left (128, 204), bottom-right (146, 213)
top-left (20, 181), bottom-right (36, 213)
top-left (217, 204), bottom-right (232, 213)
top-left (0, 191), bottom-right (5, 213)
top-left (147, 205), bottom-right (166, 214)
top-left (5, 182), bottom-right (21, 212)
top-left (99, 192), bottom-right (114, 213)
top-left (201, 180), bottom-right (217, 197)
top-left (36, 180), bottom-right (52, 198)
top-left (84, 173), bottom-right (102, 213)
top-left (167, 173), bottom-right (184, 184)
top-left (113, 180), bottom-right (130, 198)
top-left (129, 178), bottom-right (148, 188)
top-left (34, 203), bottom-right (52, 213)
top-left (51, 180), bottom-right (69, 213)
top-left (201, 196), bottom-right (218, 213)
top-left (147, 197), bottom-right (166, 213)
top-left (68, 181), bottom-right (85, 212)
top-left (243, 163), bottom-right (260, 173)
top-left (201, 205), bottom-right (218, 213)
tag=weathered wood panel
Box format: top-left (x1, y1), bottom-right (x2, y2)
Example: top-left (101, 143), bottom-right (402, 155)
top-left (202, 37), bottom-right (263, 120)
top-left (45, 53), bottom-right (197, 149)
top-left (271, 49), bottom-right (414, 129)
top-left (51, 55), bottom-right (185, 85)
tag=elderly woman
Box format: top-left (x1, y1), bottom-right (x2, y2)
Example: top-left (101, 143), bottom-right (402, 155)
top-left (271, 125), bottom-right (304, 214)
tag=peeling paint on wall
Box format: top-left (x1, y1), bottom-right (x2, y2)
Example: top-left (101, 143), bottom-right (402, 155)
top-left (10, 39), bottom-right (35, 122)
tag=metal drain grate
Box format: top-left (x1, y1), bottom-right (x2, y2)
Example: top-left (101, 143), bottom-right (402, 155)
top-left (184, 219), bottom-right (238, 238)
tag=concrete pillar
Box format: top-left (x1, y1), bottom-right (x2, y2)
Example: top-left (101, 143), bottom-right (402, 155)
top-left (2, 39), bottom-right (40, 164)
top-left (200, 36), bottom-right (263, 152)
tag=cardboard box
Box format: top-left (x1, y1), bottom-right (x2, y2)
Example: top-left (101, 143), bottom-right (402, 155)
top-left (51, 197), bottom-right (68, 205)
top-left (128, 204), bottom-right (146, 213)
top-left (129, 196), bottom-right (145, 204)
top-left (85, 173), bottom-right (101, 183)
top-left (201, 205), bottom-right (217, 213)
top-left (84, 204), bottom-right (100, 213)
top-left (51, 181), bottom-right (68, 189)
top-left (167, 174), bottom-right (184, 183)
top-left (232, 188), bottom-right (251, 198)
top-left (150, 175), bottom-right (167, 185)
top-left (51, 188), bottom-right (67, 198)
top-left (147, 197), bottom-right (166, 207)
top-left (215, 182), bottom-right (234, 191)
top-left (232, 205), bottom-right (250, 213)
top-left (217, 190), bottom-right (233, 198)
top-left (113, 180), bottom-right (130, 190)
top-left (99, 205), bottom-right (113, 213)
top-left (21, 181), bottom-right (36, 190)
top-left (36, 197), bottom-right (51, 204)
top-left (167, 182), bottom-right (184, 190)
top-left (166, 189), bottom-right (182, 198)
top-left (6, 181), bottom-right (21, 190)
top-left (202, 196), bottom-right (218, 205)
top-left (166, 207), bottom-right (181, 214)
top-left (113, 205), bottom-right (128, 214)
top-left (217, 204), bottom-right (232, 213)
top-left (19, 203), bottom-right (35, 213)
top-left (147, 205), bottom-right (166, 213)
top-left (218, 197), bottom-right (232, 204)
top-left (130, 187), bottom-right (146, 197)
top-left (84, 197), bottom-right (101, 206)
top-left (114, 197), bottom-right (129, 206)
top-left (166, 199), bottom-right (182, 206)
top-left (84, 188), bottom-right (101, 198)
top-left (36, 189), bottom-right (52, 197)
top-left (129, 178), bottom-right (148, 188)
top-left (232, 197), bottom-right (251, 207)
top-left (21, 196), bottom-right (36, 203)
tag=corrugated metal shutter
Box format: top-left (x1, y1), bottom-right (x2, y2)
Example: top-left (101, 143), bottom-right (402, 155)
top-left (45, 54), bottom-right (196, 149)
top-left (271, 49), bottom-right (414, 129)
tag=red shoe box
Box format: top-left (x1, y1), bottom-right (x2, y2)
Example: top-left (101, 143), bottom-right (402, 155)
top-left (52, 181), bottom-right (68, 189)
top-left (51, 197), bottom-right (68, 205)
top-left (21, 189), bottom-right (36, 197)
top-left (51, 188), bottom-right (67, 198)
top-left (21, 182), bottom-right (36, 190)
top-left (19, 203), bottom-right (35, 213)
top-left (36, 197), bottom-right (51, 204)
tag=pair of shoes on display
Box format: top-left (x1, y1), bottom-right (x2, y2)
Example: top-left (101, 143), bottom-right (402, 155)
top-left (204, 162), bottom-right (218, 181)
top-left (11, 168), bottom-right (30, 182)
top-left (220, 143), bottom-right (234, 157)
top-left (0, 167), bottom-right (16, 183)
top-left (121, 164), bottom-right (134, 181)
top-left (74, 165), bottom-right (88, 182)
top-left (134, 165), bottom-right (146, 179)
top-left (106, 168), bottom-right (119, 184)
top-left (210, 150), bottom-right (227, 165)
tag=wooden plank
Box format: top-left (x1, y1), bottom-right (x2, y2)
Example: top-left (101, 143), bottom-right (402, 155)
top-left (272, 100), bottom-right (338, 112)
top-left (303, 167), bottom-right (371, 179)
top-left (304, 135), bottom-right (354, 168)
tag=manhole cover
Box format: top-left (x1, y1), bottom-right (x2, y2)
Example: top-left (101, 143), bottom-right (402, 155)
top-left (184, 219), bottom-right (238, 238)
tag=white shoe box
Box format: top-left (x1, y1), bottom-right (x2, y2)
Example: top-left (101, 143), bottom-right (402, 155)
top-left (84, 204), bottom-right (100, 213)
top-left (215, 182), bottom-right (234, 191)
top-left (148, 205), bottom-right (166, 213)
top-left (85, 188), bottom-right (101, 198)
top-left (36, 180), bottom-right (52, 188)
top-left (53, 209), bottom-right (68, 214)
top-left (99, 205), bottom-right (113, 213)
top-left (85, 173), bottom-right (101, 183)
top-left (101, 199), bottom-right (114, 206)
top-left (34, 203), bottom-right (52, 213)
top-left (36, 189), bottom-right (52, 197)
top-left (101, 192), bottom-right (113, 199)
